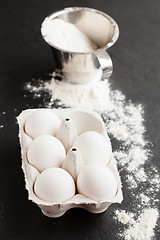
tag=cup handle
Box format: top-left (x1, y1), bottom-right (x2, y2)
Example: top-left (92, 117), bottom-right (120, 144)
top-left (95, 50), bottom-right (113, 79)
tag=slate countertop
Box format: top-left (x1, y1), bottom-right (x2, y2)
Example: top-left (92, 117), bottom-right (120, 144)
top-left (0, 0), bottom-right (160, 239)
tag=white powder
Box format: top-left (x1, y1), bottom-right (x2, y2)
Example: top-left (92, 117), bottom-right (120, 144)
top-left (42, 18), bottom-right (97, 52)
top-left (115, 208), bottom-right (159, 240)
top-left (139, 194), bottom-right (150, 204)
top-left (46, 73), bottom-right (110, 111)
top-left (114, 209), bottom-right (135, 225)
top-left (24, 74), bottom-right (160, 239)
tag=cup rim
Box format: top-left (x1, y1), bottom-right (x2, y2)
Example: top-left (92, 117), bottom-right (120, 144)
top-left (41, 7), bottom-right (119, 54)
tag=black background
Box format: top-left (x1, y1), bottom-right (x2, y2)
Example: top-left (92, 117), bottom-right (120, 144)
top-left (0, 0), bottom-right (160, 239)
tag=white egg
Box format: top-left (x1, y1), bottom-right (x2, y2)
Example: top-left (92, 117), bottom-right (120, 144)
top-left (25, 109), bottom-right (61, 139)
top-left (34, 168), bottom-right (75, 203)
top-left (77, 163), bottom-right (117, 201)
top-left (27, 135), bottom-right (66, 172)
top-left (73, 131), bottom-right (111, 165)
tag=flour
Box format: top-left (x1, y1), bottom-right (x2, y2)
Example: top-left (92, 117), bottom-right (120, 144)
top-left (139, 194), bottom-right (150, 204)
top-left (42, 18), bottom-right (97, 52)
top-left (24, 73), bottom-right (110, 111)
top-left (115, 208), bottom-right (159, 240)
top-left (24, 74), bottom-right (160, 239)
top-left (46, 73), bottom-right (110, 111)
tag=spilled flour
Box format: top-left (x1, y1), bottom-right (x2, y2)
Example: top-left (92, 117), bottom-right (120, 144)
top-left (24, 73), bottom-right (160, 239)
top-left (115, 208), bottom-right (159, 240)
top-left (25, 73), bottom-right (110, 111)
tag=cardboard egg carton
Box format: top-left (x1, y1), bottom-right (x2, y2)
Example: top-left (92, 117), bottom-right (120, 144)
top-left (17, 108), bottom-right (123, 218)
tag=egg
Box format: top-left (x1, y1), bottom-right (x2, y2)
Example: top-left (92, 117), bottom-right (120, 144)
top-left (25, 109), bottom-right (61, 139)
top-left (77, 163), bottom-right (117, 201)
top-left (73, 131), bottom-right (111, 165)
top-left (34, 168), bottom-right (75, 203)
top-left (27, 135), bottom-right (66, 172)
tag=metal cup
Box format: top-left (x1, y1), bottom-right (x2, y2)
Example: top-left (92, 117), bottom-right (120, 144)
top-left (41, 7), bottom-right (119, 84)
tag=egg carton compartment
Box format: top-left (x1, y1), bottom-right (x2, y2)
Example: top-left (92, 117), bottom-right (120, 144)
top-left (17, 108), bottom-right (123, 218)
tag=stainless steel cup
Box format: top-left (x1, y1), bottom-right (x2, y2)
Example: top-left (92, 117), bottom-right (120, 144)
top-left (41, 7), bottom-right (119, 84)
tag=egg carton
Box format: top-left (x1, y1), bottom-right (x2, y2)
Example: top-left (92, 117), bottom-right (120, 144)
top-left (17, 108), bottom-right (123, 218)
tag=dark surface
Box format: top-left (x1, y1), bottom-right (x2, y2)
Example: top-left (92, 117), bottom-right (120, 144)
top-left (0, 0), bottom-right (160, 239)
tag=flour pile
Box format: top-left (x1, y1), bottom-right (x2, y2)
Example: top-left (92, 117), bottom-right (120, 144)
top-left (24, 75), bottom-right (160, 240)
top-left (41, 18), bottom-right (97, 52)
top-left (25, 73), bottom-right (110, 111)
